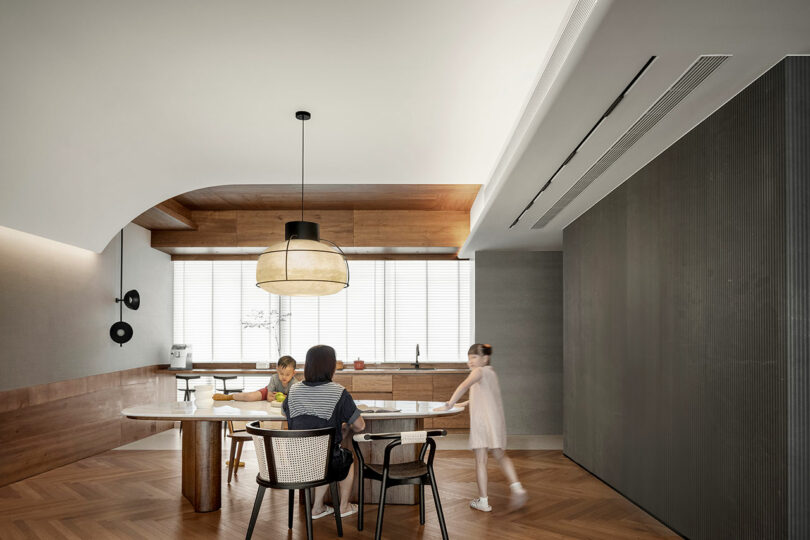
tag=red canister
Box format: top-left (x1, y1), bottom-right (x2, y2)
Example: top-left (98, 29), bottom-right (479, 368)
top-left (353, 359), bottom-right (365, 370)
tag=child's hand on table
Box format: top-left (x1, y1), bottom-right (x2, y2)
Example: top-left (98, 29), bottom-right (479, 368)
top-left (433, 403), bottom-right (451, 412)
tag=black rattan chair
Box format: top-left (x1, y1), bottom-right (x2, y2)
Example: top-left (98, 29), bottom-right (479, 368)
top-left (245, 422), bottom-right (343, 540)
top-left (352, 429), bottom-right (448, 540)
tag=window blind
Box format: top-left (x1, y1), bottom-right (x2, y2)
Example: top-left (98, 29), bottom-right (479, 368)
top-left (173, 259), bottom-right (471, 363)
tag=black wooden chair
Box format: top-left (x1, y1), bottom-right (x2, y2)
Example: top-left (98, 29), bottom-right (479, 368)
top-left (245, 422), bottom-right (343, 540)
top-left (352, 429), bottom-right (448, 540)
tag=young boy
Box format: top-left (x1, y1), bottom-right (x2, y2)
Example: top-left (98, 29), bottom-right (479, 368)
top-left (213, 356), bottom-right (299, 402)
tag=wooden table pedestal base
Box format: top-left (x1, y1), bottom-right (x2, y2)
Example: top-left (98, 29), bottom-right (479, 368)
top-left (181, 420), bottom-right (222, 512)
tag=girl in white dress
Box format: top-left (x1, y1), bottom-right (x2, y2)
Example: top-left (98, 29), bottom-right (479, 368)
top-left (434, 344), bottom-right (527, 512)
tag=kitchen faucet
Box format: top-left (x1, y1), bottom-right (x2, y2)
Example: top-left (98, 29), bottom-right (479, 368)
top-left (414, 344), bottom-right (420, 369)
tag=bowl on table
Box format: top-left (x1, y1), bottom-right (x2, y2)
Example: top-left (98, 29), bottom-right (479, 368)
top-left (195, 384), bottom-right (214, 408)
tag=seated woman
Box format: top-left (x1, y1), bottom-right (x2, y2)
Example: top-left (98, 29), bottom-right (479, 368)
top-left (282, 345), bottom-right (365, 519)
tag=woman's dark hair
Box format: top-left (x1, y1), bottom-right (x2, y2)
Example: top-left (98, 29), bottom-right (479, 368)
top-left (277, 355), bottom-right (296, 369)
top-left (468, 343), bottom-right (493, 357)
top-left (304, 345), bottom-right (336, 382)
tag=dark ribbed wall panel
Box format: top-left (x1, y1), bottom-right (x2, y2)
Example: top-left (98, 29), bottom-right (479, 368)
top-left (564, 59), bottom-right (810, 539)
top-left (785, 57), bottom-right (810, 540)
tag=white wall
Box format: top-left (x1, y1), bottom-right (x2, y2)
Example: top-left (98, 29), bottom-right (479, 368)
top-left (0, 223), bottom-right (172, 391)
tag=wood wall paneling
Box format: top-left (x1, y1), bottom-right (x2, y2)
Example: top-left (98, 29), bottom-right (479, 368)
top-left (0, 366), bottom-right (176, 487)
top-left (236, 210), bottom-right (354, 247)
top-left (353, 210), bottom-right (469, 247)
top-left (149, 210), bottom-right (469, 253)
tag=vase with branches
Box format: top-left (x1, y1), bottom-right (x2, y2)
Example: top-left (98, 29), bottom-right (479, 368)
top-left (241, 308), bottom-right (291, 366)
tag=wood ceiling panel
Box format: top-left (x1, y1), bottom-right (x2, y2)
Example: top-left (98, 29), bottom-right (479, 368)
top-left (172, 184), bottom-right (480, 211)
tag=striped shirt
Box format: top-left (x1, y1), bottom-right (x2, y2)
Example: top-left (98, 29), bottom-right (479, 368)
top-left (283, 381), bottom-right (360, 448)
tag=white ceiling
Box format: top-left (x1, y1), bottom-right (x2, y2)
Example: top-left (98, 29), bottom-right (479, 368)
top-left (460, 0), bottom-right (810, 256)
top-left (0, 0), bottom-right (573, 252)
top-left (3, 1), bottom-right (810, 256)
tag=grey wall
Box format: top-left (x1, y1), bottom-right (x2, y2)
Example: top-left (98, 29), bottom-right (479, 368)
top-left (564, 58), bottom-right (809, 539)
top-left (785, 58), bottom-right (810, 540)
top-left (475, 250), bottom-right (562, 435)
top-left (0, 223), bottom-right (172, 391)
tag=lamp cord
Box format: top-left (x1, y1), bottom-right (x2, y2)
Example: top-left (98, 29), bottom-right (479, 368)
top-left (119, 228), bottom-right (123, 322)
top-left (301, 116), bottom-right (305, 222)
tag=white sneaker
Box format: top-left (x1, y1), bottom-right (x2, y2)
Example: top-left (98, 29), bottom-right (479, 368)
top-left (508, 489), bottom-right (528, 512)
top-left (470, 498), bottom-right (492, 512)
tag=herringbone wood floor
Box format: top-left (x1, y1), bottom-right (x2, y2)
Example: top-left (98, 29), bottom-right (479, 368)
top-left (0, 446), bottom-right (679, 539)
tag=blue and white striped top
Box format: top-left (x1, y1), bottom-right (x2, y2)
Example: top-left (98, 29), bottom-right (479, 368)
top-left (283, 381), bottom-right (361, 448)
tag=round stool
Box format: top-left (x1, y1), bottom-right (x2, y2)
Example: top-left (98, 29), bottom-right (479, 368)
top-left (176, 374), bottom-right (200, 401)
top-left (214, 375), bottom-right (243, 395)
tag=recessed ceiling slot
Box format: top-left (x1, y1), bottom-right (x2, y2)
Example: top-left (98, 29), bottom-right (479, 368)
top-left (510, 56), bottom-right (656, 229)
top-left (531, 54), bottom-right (730, 229)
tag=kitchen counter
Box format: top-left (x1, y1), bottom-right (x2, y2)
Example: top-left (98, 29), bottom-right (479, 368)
top-left (163, 366), bottom-right (473, 434)
top-left (165, 367), bottom-right (470, 374)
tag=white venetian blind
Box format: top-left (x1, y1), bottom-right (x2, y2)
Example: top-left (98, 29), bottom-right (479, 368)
top-left (173, 259), bottom-right (471, 363)
top-left (386, 261), bottom-right (427, 363)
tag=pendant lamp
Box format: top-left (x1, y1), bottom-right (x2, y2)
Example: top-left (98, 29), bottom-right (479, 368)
top-left (256, 111), bottom-right (349, 296)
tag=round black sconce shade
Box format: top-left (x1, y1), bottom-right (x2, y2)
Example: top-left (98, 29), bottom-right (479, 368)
top-left (109, 321), bottom-right (133, 344)
top-left (121, 289), bottom-right (140, 310)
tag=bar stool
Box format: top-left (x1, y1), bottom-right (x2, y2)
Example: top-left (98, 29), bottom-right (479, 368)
top-left (176, 374), bottom-right (200, 401)
top-left (175, 374), bottom-right (200, 436)
top-left (213, 375), bottom-right (243, 395)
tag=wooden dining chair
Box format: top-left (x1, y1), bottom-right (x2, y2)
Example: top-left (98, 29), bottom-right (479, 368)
top-left (226, 420), bottom-right (251, 483)
top-left (352, 429), bottom-right (448, 540)
top-left (245, 422), bottom-right (343, 540)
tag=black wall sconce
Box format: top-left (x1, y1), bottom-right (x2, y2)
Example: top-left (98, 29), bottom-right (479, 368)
top-left (110, 228), bottom-right (140, 346)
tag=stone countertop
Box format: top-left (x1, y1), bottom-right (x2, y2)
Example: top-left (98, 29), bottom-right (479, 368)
top-left (164, 367), bottom-right (469, 375)
top-left (122, 399), bottom-right (463, 421)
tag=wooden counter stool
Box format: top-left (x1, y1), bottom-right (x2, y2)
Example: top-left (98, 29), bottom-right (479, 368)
top-left (176, 374), bottom-right (200, 401)
top-left (226, 421), bottom-right (251, 483)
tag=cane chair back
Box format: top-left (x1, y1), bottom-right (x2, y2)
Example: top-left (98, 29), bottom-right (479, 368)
top-left (246, 422), bottom-right (333, 488)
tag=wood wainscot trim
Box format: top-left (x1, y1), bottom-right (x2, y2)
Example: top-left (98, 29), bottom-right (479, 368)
top-left (0, 365), bottom-right (176, 487)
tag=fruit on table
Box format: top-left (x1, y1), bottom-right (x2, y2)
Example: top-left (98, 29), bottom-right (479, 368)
top-left (275, 392), bottom-right (286, 402)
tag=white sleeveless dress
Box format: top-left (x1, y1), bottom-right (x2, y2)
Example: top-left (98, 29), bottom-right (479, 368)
top-left (468, 366), bottom-right (507, 450)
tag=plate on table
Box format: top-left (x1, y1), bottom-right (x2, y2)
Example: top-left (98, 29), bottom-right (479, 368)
top-left (269, 400), bottom-right (283, 408)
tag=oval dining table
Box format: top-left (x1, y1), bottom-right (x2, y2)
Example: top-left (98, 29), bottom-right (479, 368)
top-left (122, 399), bottom-right (461, 512)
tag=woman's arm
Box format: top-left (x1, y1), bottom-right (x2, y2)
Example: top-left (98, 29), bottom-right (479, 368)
top-left (433, 369), bottom-right (482, 411)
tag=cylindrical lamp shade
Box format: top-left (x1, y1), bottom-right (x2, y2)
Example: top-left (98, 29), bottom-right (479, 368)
top-left (256, 239), bottom-right (348, 296)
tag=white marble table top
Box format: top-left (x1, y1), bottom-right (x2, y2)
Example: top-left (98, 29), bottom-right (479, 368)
top-left (122, 399), bottom-right (461, 421)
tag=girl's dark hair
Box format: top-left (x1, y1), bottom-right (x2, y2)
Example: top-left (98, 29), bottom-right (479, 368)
top-left (304, 345), bottom-right (336, 382)
top-left (277, 355), bottom-right (296, 369)
top-left (468, 343), bottom-right (493, 357)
